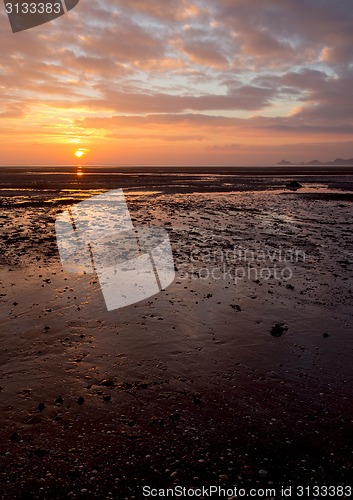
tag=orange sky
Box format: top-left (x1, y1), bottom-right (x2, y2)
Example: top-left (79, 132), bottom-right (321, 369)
top-left (1, 0), bottom-right (353, 165)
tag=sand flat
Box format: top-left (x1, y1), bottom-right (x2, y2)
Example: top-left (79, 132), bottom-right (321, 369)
top-left (0, 167), bottom-right (352, 498)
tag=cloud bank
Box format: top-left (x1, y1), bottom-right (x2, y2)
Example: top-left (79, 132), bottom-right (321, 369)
top-left (0, 0), bottom-right (352, 164)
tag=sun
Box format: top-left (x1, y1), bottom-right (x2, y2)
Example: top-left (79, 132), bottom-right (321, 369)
top-left (74, 149), bottom-right (87, 158)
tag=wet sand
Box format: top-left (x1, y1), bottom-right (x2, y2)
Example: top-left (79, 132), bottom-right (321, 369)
top-left (0, 167), bottom-right (352, 499)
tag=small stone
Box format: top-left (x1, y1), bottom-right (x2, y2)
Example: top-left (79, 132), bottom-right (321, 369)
top-left (259, 469), bottom-right (268, 476)
top-left (10, 432), bottom-right (19, 442)
top-left (37, 403), bottom-right (46, 412)
top-left (219, 474), bottom-right (229, 481)
top-left (77, 397), bottom-right (85, 405)
top-left (55, 396), bottom-right (63, 405)
top-left (100, 379), bottom-right (115, 387)
top-left (270, 323), bottom-right (288, 337)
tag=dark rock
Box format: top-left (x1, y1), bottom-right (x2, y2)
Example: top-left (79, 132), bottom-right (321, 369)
top-left (77, 397), bottom-right (85, 405)
top-left (192, 394), bottom-right (202, 405)
top-left (270, 323), bottom-right (288, 337)
top-left (323, 332), bottom-right (330, 338)
top-left (37, 403), bottom-right (46, 412)
top-left (55, 396), bottom-right (63, 405)
top-left (286, 180), bottom-right (302, 190)
top-left (10, 432), bottom-right (19, 441)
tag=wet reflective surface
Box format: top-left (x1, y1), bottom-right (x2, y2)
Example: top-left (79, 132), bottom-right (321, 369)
top-left (0, 166), bottom-right (352, 497)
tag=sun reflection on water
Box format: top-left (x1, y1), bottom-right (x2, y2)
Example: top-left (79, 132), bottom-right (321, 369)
top-left (76, 165), bottom-right (84, 177)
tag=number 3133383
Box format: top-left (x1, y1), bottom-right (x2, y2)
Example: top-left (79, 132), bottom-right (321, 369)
top-left (5, 3), bottom-right (62, 14)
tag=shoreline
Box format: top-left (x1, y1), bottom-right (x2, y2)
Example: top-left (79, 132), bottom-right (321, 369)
top-left (1, 164), bottom-right (353, 175)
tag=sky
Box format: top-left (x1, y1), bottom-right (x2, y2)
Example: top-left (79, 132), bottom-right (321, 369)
top-left (1, 0), bottom-right (353, 165)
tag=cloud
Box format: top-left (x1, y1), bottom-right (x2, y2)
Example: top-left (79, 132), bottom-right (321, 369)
top-left (0, 104), bottom-right (27, 119)
top-left (216, 0), bottom-right (353, 67)
top-left (83, 84), bottom-right (276, 113)
top-left (0, 0), bottom-right (353, 164)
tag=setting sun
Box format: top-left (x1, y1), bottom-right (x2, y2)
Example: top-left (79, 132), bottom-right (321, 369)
top-left (74, 149), bottom-right (87, 158)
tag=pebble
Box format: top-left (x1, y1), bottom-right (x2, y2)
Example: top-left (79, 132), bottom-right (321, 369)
top-left (270, 323), bottom-right (288, 337)
top-left (10, 432), bottom-right (19, 442)
top-left (100, 379), bottom-right (115, 387)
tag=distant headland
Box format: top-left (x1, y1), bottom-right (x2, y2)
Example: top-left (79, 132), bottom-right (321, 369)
top-left (277, 158), bottom-right (353, 166)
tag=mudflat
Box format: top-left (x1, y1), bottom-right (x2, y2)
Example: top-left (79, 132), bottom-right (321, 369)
top-left (0, 166), bottom-right (352, 499)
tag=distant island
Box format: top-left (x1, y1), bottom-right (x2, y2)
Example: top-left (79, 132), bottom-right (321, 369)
top-left (277, 158), bottom-right (353, 166)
